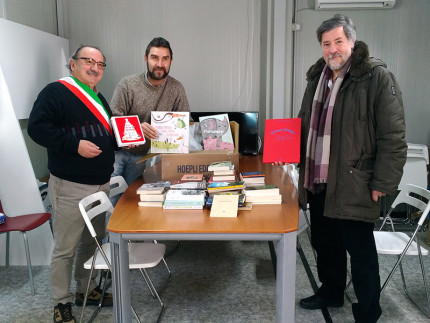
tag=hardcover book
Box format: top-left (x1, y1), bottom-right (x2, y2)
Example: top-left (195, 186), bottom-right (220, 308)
top-left (111, 115), bottom-right (146, 147)
top-left (263, 118), bottom-right (301, 164)
top-left (199, 114), bottom-right (235, 151)
top-left (150, 111), bottom-right (190, 153)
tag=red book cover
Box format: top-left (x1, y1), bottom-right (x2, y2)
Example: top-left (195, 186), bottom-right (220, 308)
top-left (111, 115), bottom-right (146, 147)
top-left (262, 118), bottom-right (301, 164)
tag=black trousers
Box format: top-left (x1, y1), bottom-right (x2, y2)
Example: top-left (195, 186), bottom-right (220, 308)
top-left (308, 189), bottom-right (382, 322)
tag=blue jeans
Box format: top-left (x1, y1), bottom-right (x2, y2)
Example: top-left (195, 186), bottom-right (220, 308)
top-left (110, 149), bottom-right (146, 205)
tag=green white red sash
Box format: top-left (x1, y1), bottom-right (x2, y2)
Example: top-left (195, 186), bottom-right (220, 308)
top-left (58, 76), bottom-right (113, 137)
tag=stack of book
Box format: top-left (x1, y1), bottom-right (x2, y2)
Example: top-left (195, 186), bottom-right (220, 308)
top-left (239, 171), bottom-right (265, 187)
top-left (208, 161), bottom-right (236, 182)
top-left (163, 189), bottom-right (207, 209)
top-left (242, 184), bottom-right (282, 205)
top-left (136, 182), bottom-right (168, 207)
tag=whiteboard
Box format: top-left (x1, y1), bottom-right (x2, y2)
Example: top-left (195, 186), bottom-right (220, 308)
top-left (0, 18), bottom-right (68, 265)
top-left (0, 18), bottom-right (69, 119)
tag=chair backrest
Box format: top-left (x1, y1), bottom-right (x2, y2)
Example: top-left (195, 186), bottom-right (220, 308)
top-left (398, 144), bottom-right (429, 191)
top-left (109, 176), bottom-right (128, 199)
top-left (78, 191), bottom-right (114, 238)
top-left (391, 184), bottom-right (430, 226)
top-left (407, 143), bottom-right (429, 164)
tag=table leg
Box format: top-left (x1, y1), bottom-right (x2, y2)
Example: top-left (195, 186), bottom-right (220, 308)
top-left (276, 232), bottom-right (297, 323)
top-left (110, 232), bottom-right (132, 322)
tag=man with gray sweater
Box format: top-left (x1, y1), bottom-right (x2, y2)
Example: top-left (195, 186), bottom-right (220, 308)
top-left (110, 37), bottom-right (190, 186)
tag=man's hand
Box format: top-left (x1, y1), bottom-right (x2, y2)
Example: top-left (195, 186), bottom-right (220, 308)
top-left (141, 122), bottom-right (158, 140)
top-left (372, 190), bottom-right (386, 202)
top-left (272, 162), bottom-right (288, 166)
top-left (78, 140), bottom-right (102, 158)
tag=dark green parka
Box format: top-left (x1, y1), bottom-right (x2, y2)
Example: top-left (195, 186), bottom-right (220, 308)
top-left (297, 41), bottom-right (407, 223)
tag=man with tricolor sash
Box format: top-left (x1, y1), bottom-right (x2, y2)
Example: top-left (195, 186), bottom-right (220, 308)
top-left (28, 45), bottom-right (115, 323)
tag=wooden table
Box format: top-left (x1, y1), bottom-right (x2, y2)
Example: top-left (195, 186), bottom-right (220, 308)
top-left (108, 155), bottom-right (299, 322)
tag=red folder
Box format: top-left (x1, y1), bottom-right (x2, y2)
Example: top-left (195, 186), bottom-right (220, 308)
top-left (262, 118), bottom-right (301, 163)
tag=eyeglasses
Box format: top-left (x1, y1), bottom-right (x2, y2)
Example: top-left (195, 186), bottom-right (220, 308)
top-left (76, 57), bottom-right (106, 70)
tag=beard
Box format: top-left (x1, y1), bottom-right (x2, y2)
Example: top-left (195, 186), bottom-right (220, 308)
top-left (147, 64), bottom-right (169, 81)
top-left (325, 52), bottom-right (350, 72)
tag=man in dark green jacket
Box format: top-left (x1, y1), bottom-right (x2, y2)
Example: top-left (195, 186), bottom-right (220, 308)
top-left (297, 15), bottom-right (406, 322)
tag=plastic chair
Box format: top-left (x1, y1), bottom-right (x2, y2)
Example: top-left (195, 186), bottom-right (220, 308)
top-left (110, 175), bottom-right (177, 258)
top-left (381, 145), bottom-right (429, 230)
top-left (0, 201), bottom-right (51, 295)
top-left (374, 184), bottom-right (430, 318)
top-left (78, 191), bottom-right (170, 323)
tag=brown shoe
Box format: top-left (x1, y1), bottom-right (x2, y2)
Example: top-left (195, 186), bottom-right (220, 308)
top-left (54, 302), bottom-right (76, 323)
top-left (75, 286), bottom-right (113, 307)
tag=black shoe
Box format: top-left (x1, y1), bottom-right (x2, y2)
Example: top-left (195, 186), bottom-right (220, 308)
top-left (54, 302), bottom-right (76, 323)
top-left (300, 294), bottom-right (344, 310)
top-left (75, 286), bottom-right (113, 307)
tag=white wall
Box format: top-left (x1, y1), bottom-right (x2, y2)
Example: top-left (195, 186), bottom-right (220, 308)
top-left (292, 0), bottom-right (430, 147)
top-left (62, 0), bottom-right (262, 115)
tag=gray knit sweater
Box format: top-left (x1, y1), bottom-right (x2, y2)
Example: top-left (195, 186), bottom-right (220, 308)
top-left (110, 73), bottom-right (190, 155)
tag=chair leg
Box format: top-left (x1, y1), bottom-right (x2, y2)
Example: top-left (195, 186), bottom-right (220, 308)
top-left (398, 238), bottom-right (430, 318)
top-left (131, 305), bottom-right (142, 323)
top-left (79, 258), bottom-right (97, 323)
top-left (88, 272), bottom-right (109, 323)
top-left (159, 258), bottom-right (171, 293)
top-left (139, 268), bottom-right (157, 297)
top-left (381, 227), bottom-right (421, 293)
top-left (140, 268), bottom-right (165, 323)
top-left (21, 232), bottom-right (35, 295)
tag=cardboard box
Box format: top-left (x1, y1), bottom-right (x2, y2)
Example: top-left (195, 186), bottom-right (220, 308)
top-left (138, 121), bottom-right (240, 181)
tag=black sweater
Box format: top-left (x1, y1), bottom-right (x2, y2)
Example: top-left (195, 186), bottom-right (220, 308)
top-left (28, 81), bottom-right (116, 185)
